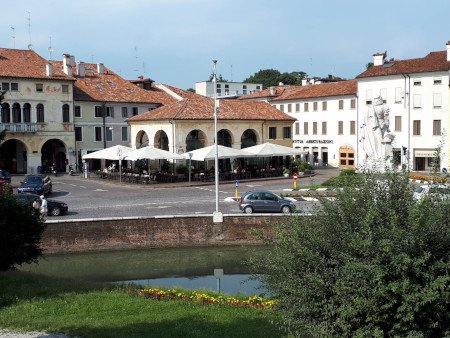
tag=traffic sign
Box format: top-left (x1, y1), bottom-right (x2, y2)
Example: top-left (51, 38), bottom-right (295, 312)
top-left (293, 173), bottom-right (298, 180)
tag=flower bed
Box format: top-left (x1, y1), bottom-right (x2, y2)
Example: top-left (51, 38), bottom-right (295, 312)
top-left (408, 173), bottom-right (448, 183)
top-left (137, 287), bottom-right (276, 310)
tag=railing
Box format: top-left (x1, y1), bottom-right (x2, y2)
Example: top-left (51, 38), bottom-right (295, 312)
top-left (0, 123), bottom-right (38, 133)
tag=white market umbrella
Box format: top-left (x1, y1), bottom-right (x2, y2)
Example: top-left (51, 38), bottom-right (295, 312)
top-left (184, 145), bottom-right (252, 161)
top-left (82, 145), bottom-right (133, 160)
top-left (124, 146), bottom-right (185, 161)
top-left (243, 142), bottom-right (306, 157)
top-left (82, 145), bottom-right (133, 183)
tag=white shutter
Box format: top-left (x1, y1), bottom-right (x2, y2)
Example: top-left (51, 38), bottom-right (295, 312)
top-left (366, 89), bottom-right (372, 103)
top-left (380, 88), bottom-right (387, 101)
top-left (433, 93), bottom-right (442, 108)
top-left (413, 94), bottom-right (421, 108)
top-left (395, 87), bottom-right (402, 102)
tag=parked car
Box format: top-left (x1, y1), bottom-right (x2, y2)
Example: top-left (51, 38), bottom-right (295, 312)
top-left (14, 193), bottom-right (68, 216)
top-left (18, 175), bottom-right (53, 196)
top-left (413, 184), bottom-right (450, 201)
top-left (239, 190), bottom-right (296, 214)
top-left (0, 169), bottom-right (11, 183)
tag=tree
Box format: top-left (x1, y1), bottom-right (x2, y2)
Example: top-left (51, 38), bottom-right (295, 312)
top-left (243, 69), bottom-right (307, 88)
top-left (252, 171), bottom-right (449, 337)
top-left (0, 194), bottom-right (46, 270)
top-left (208, 72), bottom-right (227, 82)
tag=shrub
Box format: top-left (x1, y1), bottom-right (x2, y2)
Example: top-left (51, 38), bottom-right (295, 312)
top-left (252, 172), bottom-right (450, 337)
top-left (176, 164), bottom-right (188, 175)
top-left (0, 193), bottom-right (46, 270)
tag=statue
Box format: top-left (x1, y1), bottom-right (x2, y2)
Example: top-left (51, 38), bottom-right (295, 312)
top-left (359, 96), bottom-right (395, 170)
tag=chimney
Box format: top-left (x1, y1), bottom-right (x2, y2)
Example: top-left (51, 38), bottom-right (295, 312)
top-left (373, 51), bottom-right (387, 66)
top-left (69, 55), bottom-right (76, 66)
top-left (269, 86), bottom-right (276, 95)
top-left (62, 54), bottom-right (73, 76)
top-left (447, 41), bottom-right (450, 62)
top-left (77, 62), bottom-right (85, 77)
top-left (97, 63), bottom-right (104, 74)
top-left (46, 63), bottom-right (53, 77)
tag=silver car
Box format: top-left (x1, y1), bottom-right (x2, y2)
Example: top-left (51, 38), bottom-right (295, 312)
top-left (239, 190), bottom-right (295, 214)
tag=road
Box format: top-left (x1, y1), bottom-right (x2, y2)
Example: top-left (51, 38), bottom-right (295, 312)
top-left (11, 168), bottom-right (338, 220)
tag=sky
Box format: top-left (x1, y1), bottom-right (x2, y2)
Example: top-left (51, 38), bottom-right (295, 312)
top-left (1, 0), bottom-right (449, 90)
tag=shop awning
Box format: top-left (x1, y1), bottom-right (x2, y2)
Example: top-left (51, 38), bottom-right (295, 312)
top-left (414, 149), bottom-right (436, 157)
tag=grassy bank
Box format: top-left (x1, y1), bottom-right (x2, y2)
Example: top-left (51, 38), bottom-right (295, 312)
top-left (0, 271), bottom-right (283, 338)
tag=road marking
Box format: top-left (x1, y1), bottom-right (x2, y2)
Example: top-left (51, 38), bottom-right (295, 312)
top-left (246, 184), bottom-right (262, 187)
top-left (70, 184), bottom-right (77, 187)
top-left (94, 189), bottom-right (108, 192)
top-left (79, 186), bottom-right (87, 189)
top-left (194, 187), bottom-right (228, 194)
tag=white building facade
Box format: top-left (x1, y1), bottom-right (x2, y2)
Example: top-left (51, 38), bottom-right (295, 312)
top-left (356, 44), bottom-right (450, 171)
top-left (195, 81), bottom-right (262, 98)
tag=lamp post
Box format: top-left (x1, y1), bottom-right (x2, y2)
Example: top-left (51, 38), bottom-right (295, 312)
top-left (212, 60), bottom-right (222, 223)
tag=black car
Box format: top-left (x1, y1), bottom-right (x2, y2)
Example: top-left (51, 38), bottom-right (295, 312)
top-left (239, 190), bottom-right (296, 214)
top-left (0, 169), bottom-right (11, 183)
top-left (18, 175), bottom-right (53, 196)
top-left (15, 193), bottom-right (68, 216)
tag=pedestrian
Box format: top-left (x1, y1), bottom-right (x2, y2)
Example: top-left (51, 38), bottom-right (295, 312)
top-left (32, 198), bottom-right (40, 216)
top-left (40, 195), bottom-right (48, 219)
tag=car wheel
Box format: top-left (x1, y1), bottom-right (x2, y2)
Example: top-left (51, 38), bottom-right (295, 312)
top-left (244, 206), bottom-right (253, 214)
top-left (281, 205), bottom-right (291, 214)
top-left (50, 207), bottom-right (61, 216)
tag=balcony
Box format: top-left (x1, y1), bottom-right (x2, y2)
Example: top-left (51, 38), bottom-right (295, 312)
top-left (0, 123), bottom-right (38, 133)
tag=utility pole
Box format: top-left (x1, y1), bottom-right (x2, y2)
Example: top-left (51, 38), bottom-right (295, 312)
top-left (102, 102), bottom-right (107, 149)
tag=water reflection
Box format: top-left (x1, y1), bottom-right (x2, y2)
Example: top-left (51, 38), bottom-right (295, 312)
top-left (20, 245), bottom-right (270, 295)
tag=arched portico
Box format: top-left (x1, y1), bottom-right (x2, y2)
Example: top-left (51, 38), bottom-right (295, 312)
top-left (154, 130), bottom-right (169, 150)
top-left (41, 139), bottom-right (67, 172)
top-left (0, 139), bottom-right (28, 173)
top-left (136, 130), bottom-right (150, 148)
top-left (240, 129), bottom-right (258, 149)
top-left (186, 129), bottom-right (207, 151)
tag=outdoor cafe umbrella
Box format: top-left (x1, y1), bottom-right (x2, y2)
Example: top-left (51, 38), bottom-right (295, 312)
top-left (184, 145), bottom-right (252, 161)
top-left (124, 146), bottom-right (185, 161)
top-left (82, 145), bottom-right (134, 182)
top-left (82, 145), bottom-right (134, 160)
top-left (243, 142), bottom-right (306, 157)
top-left (184, 145), bottom-right (253, 184)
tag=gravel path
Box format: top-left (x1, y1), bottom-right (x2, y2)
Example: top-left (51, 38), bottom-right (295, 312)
top-left (0, 329), bottom-right (72, 338)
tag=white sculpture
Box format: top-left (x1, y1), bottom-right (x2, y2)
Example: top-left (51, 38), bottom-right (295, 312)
top-left (360, 96), bottom-right (395, 171)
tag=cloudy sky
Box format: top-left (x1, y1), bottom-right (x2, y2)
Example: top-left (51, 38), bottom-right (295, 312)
top-left (2, 0), bottom-right (449, 89)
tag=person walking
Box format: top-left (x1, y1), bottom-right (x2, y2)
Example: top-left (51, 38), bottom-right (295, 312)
top-left (40, 195), bottom-right (48, 219)
top-left (32, 198), bottom-right (41, 217)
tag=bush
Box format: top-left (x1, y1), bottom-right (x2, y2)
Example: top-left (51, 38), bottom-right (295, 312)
top-left (0, 193), bottom-right (46, 270)
top-left (252, 172), bottom-right (450, 337)
top-left (176, 164), bottom-right (188, 175)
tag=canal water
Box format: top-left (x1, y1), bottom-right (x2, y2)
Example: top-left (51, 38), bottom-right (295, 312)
top-left (19, 245), bottom-right (270, 296)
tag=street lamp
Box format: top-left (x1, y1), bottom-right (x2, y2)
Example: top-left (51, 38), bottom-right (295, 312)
top-left (212, 60), bottom-right (222, 223)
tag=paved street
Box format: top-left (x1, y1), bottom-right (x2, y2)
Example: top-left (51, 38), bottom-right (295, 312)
top-left (10, 168), bottom-right (338, 220)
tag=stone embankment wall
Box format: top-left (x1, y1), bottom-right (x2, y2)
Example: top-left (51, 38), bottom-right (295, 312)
top-left (43, 215), bottom-right (298, 254)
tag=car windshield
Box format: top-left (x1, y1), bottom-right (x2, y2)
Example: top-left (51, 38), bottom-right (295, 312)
top-left (414, 186), bottom-right (425, 193)
top-left (23, 176), bottom-right (43, 184)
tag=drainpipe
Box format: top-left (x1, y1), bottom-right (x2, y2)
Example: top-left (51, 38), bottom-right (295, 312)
top-left (169, 119), bottom-right (175, 172)
top-left (402, 74), bottom-right (411, 171)
top-left (261, 120), bottom-right (266, 144)
top-left (355, 93), bottom-right (359, 168)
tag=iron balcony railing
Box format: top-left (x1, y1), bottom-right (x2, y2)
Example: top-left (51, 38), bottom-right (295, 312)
top-left (0, 123), bottom-right (38, 133)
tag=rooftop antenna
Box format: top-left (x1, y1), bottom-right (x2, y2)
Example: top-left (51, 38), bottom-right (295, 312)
top-left (133, 46), bottom-right (139, 74)
top-left (10, 26), bottom-right (15, 48)
top-left (142, 61), bottom-right (146, 76)
top-left (91, 54), bottom-right (94, 63)
top-left (48, 36), bottom-right (54, 60)
top-left (230, 64), bottom-right (233, 82)
top-left (26, 11), bottom-right (33, 50)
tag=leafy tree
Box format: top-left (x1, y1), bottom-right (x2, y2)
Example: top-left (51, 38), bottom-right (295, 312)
top-left (252, 171), bottom-right (449, 337)
top-left (243, 69), bottom-right (307, 88)
top-left (186, 88), bottom-right (195, 93)
top-left (208, 72), bottom-right (227, 82)
top-left (0, 193), bottom-right (46, 270)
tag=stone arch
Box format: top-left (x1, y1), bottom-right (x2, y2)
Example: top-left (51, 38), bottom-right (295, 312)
top-left (218, 129), bottom-right (233, 147)
top-left (0, 139), bottom-right (28, 174)
top-left (136, 130), bottom-right (149, 148)
top-left (154, 130), bottom-right (169, 150)
top-left (12, 103), bottom-right (21, 123)
top-left (185, 129), bottom-right (207, 151)
top-left (1, 103), bottom-right (10, 123)
top-left (41, 139), bottom-right (67, 172)
top-left (23, 103), bottom-right (31, 123)
top-left (240, 129), bottom-right (258, 149)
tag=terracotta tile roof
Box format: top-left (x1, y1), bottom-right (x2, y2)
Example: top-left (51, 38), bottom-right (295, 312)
top-left (240, 80), bottom-right (357, 101)
top-left (127, 96), bottom-right (295, 122)
top-left (51, 61), bottom-right (175, 105)
top-left (159, 84), bottom-right (201, 100)
top-left (357, 50), bottom-right (450, 78)
top-left (0, 48), bottom-right (74, 81)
